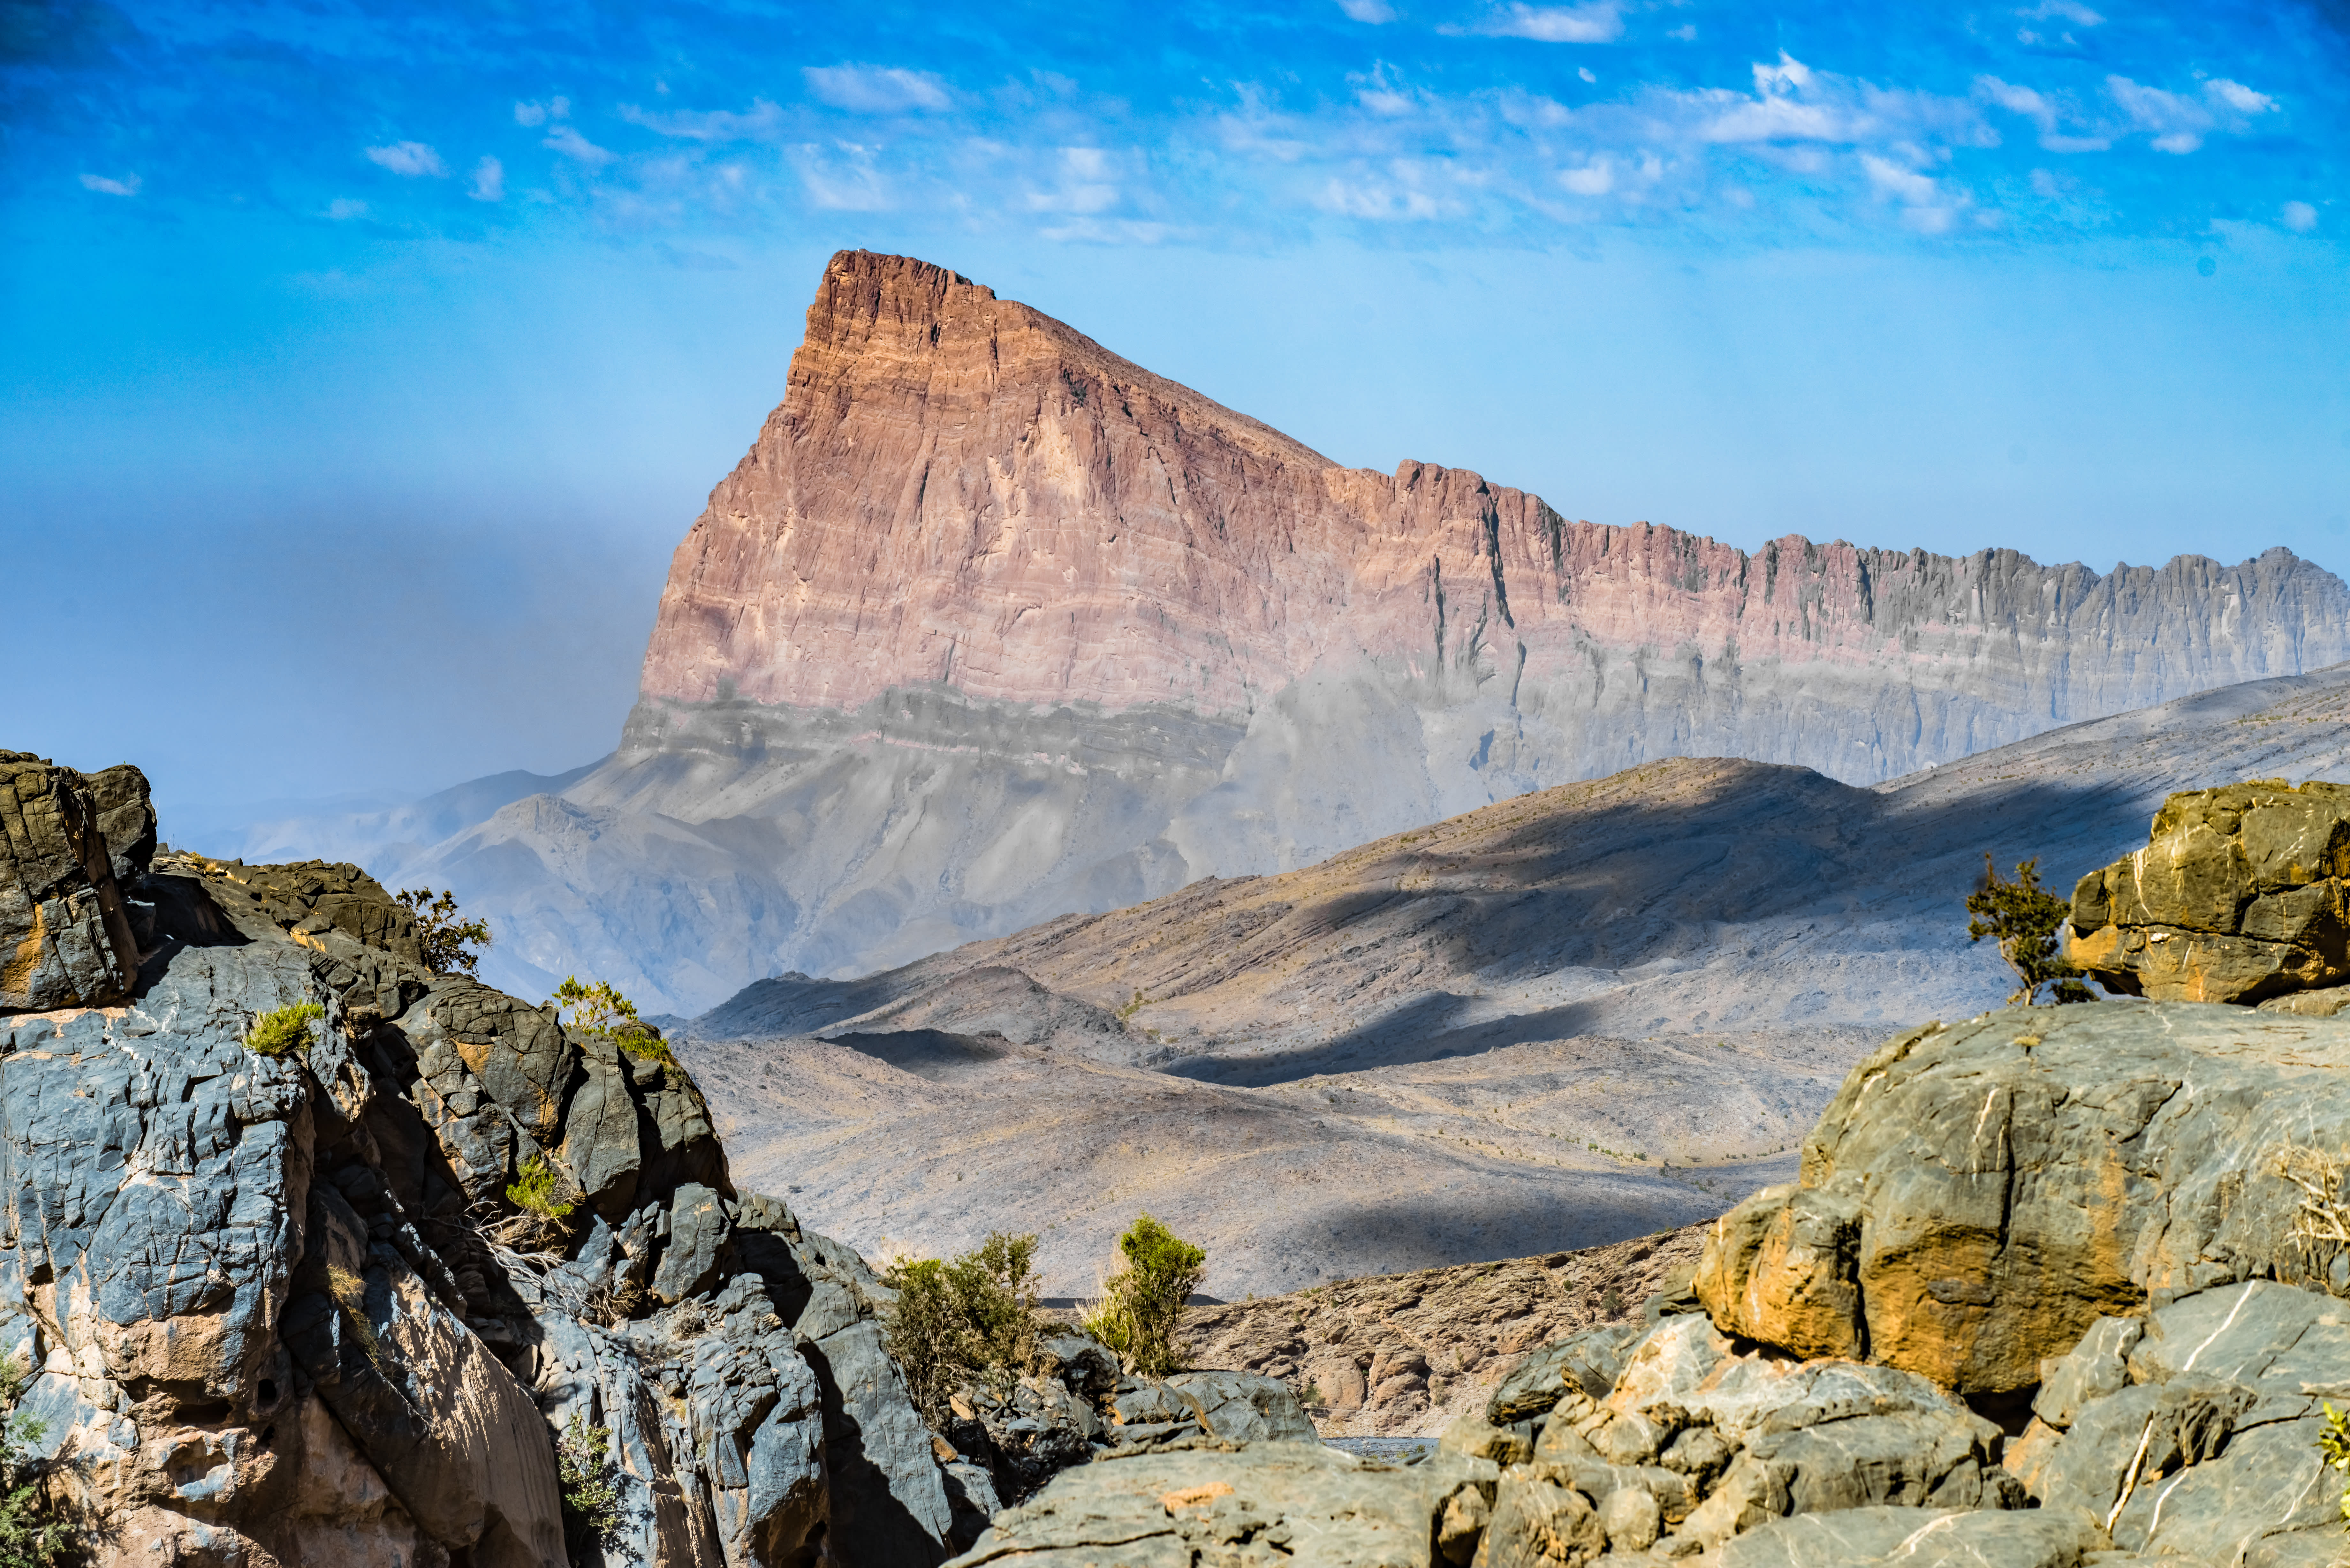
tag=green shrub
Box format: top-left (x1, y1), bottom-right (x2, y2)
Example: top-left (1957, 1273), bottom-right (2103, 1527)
top-left (244, 1002), bottom-right (324, 1057)
top-left (507, 1154), bottom-right (576, 1223)
top-left (1966, 855), bottom-right (2096, 1006)
top-left (1083, 1214), bottom-right (1206, 1378)
top-left (554, 976), bottom-right (640, 1036)
top-left (882, 1232), bottom-right (1045, 1425)
top-left (394, 887), bottom-right (493, 976)
top-left (2318, 1402), bottom-right (2350, 1521)
top-left (0, 1354), bottom-right (85, 1567)
top-left (555, 1412), bottom-right (624, 1554)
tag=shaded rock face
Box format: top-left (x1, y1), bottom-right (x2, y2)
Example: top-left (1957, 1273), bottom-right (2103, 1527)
top-left (0, 754), bottom-right (144, 1010)
top-left (1, 819), bottom-right (967, 1567)
top-left (2069, 779), bottom-right (2350, 1004)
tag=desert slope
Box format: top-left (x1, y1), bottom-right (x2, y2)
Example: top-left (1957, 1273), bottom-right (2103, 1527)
top-left (677, 662), bottom-right (2350, 1298)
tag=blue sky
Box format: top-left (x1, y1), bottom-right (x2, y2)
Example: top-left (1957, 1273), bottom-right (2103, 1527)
top-left (4, 0), bottom-right (2347, 821)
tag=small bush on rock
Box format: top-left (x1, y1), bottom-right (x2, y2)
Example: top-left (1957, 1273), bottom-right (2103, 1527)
top-left (553, 976), bottom-right (678, 1069)
top-left (0, 1354), bottom-right (85, 1568)
top-left (1084, 1213), bottom-right (1206, 1378)
top-left (243, 1002), bottom-right (323, 1057)
top-left (1966, 855), bottom-right (2095, 1005)
top-left (507, 1154), bottom-right (577, 1223)
top-left (556, 1412), bottom-right (624, 1556)
top-left (2319, 1403), bottom-right (2350, 1522)
top-left (394, 888), bottom-right (492, 976)
top-left (882, 1231), bottom-right (1045, 1424)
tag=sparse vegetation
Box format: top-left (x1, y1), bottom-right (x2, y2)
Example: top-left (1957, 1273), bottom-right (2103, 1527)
top-left (881, 1232), bottom-right (1046, 1425)
top-left (1117, 988), bottom-right (1148, 1021)
top-left (0, 1353), bottom-right (85, 1568)
top-left (2274, 1144), bottom-right (2350, 1290)
top-left (1966, 855), bottom-right (2095, 1006)
top-left (507, 1153), bottom-right (578, 1224)
top-left (2318, 1403), bottom-right (2350, 1523)
top-left (243, 1001), bottom-right (324, 1057)
top-left (1084, 1213), bottom-right (1206, 1378)
top-left (324, 1264), bottom-right (383, 1368)
top-left (395, 887), bottom-right (493, 976)
top-left (553, 976), bottom-right (678, 1068)
top-left (555, 1412), bottom-right (624, 1556)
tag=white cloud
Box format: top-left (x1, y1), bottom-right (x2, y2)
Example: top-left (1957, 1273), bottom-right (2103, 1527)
top-left (2021, 0), bottom-right (2101, 22)
top-left (469, 156), bottom-right (504, 201)
top-left (514, 96), bottom-right (569, 127)
top-left (1560, 160), bottom-right (1612, 194)
top-left (803, 64), bottom-right (952, 114)
top-left (326, 197), bottom-right (368, 220)
top-left (1754, 53), bottom-right (1812, 94)
top-left (1578, 66), bottom-right (1596, 83)
top-left (2204, 78), bottom-right (2274, 115)
top-left (2282, 200), bottom-right (2318, 232)
top-left (1483, 2), bottom-right (1622, 43)
top-left (78, 172), bottom-right (138, 196)
top-left (543, 125), bottom-right (614, 167)
top-left (1667, 23), bottom-right (1696, 40)
top-left (620, 99), bottom-right (785, 141)
top-left (1861, 152), bottom-right (1937, 205)
top-left (1337, 0), bottom-right (1397, 20)
top-left (1976, 75), bottom-right (2055, 133)
top-left (365, 141), bottom-right (447, 177)
top-left (2107, 76), bottom-right (2210, 153)
top-left (1026, 146), bottom-right (1121, 213)
top-left (793, 141), bottom-right (895, 210)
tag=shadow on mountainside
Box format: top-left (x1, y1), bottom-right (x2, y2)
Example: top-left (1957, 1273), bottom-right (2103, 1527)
top-left (1162, 995), bottom-right (1608, 1086)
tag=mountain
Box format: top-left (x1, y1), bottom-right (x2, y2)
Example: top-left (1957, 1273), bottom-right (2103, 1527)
top-left (390, 250), bottom-right (2348, 1011)
top-left (671, 660), bottom-right (2350, 1297)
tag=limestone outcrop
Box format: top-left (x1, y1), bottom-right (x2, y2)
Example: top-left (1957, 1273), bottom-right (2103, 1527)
top-left (2067, 779), bottom-right (2350, 1004)
top-left (0, 764), bottom-right (970, 1568)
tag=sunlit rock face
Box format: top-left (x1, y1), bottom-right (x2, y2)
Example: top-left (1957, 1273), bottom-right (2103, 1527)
top-left (426, 251), bottom-right (2350, 1009)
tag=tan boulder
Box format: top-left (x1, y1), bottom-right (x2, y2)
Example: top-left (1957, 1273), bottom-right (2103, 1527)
top-left (2068, 779), bottom-right (2350, 1002)
top-left (1693, 1185), bottom-right (1864, 1361)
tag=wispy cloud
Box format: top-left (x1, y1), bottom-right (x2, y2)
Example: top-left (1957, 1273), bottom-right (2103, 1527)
top-left (1476, 3), bottom-right (1623, 43)
top-left (620, 99), bottom-right (785, 141)
top-left (1336, 0), bottom-right (1398, 20)
top-left (325, 197), bottom-right (368, 220)
top-left (1024, 147), bottom-right (1121, 214)
top-left (79, 172), bottom-right (139, 196)
top-left (543, 125), bottom-right (614, 167)
top-left (365, 141), bottom-right (447, 177)
top-left (469, 156), bottom-right (504, 201)
top-left (514, 97), bottom-right (569, 127)
top-left (803, 64), bottom-right (952, 114)
top-left (2282, 199), bottom-right (2317, 232)
top-left (2106, 74), bottom-right (2273, 154)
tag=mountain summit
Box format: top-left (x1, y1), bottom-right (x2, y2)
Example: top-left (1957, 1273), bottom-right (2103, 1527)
top-left (414, 252), bottom-right (2349, 1009)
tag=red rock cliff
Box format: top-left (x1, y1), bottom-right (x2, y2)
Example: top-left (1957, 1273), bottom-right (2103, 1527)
top-left (642, 250), bottom-right (2345, 725)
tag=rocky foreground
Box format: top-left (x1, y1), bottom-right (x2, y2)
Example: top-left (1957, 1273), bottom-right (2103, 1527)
top-left (949, 780), bottom-right (2350, 1565)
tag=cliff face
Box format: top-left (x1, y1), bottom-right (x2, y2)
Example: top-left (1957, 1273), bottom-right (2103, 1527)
top-left (407, 252), bottom-right (2350, 1008)
top-left (645, 250), bottom-right (2346, 744)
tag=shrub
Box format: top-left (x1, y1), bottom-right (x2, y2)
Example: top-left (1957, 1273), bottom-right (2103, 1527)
top-left (555, 1412), bottom-right (624, 1555)
top-left (0, 1354), bottom-right (84, 1568)
top-left (554, 975), bottom-right (681, 1075)
top-left (244, 1002), bottom-right (324, 1057)
top-left (394, 888), bottom-right (493, 976)
top-left (1966, 855), bottom-right (2095, 1006)
top-left (507, 1154), bottom-right (577, 1223)
top-left (2318, 1402), bottom-right (2350, 1522)
top-left (882, 1231), bottom-right (1045, 1425)
top-left (1083, 1214), bottom-right (1206, 1378)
